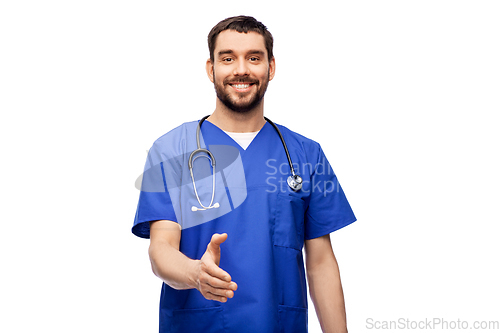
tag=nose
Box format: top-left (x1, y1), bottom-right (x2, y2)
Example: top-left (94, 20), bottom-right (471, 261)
top-left (233, 58), bottom-right (250, 76)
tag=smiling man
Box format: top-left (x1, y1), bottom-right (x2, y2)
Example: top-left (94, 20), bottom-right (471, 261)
top-left (209, 29), bottom-right (274, 114)
top-left (133, 16), bottom-right (356, 333)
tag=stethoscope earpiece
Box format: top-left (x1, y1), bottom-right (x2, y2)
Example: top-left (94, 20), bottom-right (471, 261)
top-left (191, 202), bottom-right (219, 212)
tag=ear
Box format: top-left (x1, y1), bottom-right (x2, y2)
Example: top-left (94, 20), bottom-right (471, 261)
top-left (206, 59), bottom-right (214, 83)
top-left (268, 57), bottom-right (276, 81)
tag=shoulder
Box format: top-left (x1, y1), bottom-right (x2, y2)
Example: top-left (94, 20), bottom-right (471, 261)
top-left (152, 120), bottom-right (198, 148)
top-left (273, 122), bottom-right (323, 160)
top-left (147, 120), bottom-right (199, 164)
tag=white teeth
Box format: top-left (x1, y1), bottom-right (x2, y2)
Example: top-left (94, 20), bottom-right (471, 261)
top-left (233, 84), bottom-right (250, 89)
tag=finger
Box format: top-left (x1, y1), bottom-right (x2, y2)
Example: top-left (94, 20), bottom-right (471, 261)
top-left (202, 260), bottom-right (232, 282)
top-left (203, 283), bottom-right (235, 299)
top-left (205, 274), bottom-right (238, 291)
top-left (205, 291), bottom-right (228, 303)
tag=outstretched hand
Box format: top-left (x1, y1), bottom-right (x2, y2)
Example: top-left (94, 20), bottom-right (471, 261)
top-left (195, 233), bottom-right (237, 302)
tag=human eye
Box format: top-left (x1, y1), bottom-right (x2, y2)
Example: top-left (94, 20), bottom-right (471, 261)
top-left (221, 57), bottom-right (234, 63)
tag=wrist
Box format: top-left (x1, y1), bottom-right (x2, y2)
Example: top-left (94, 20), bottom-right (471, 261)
top-left (186, 259), bottom-right (201, 290)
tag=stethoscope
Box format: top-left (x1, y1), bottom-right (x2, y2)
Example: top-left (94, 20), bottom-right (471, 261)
top-left (189, 115), bottom-right (303, 212)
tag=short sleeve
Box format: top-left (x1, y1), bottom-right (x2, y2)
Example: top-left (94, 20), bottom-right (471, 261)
top-left (304, 146), bottom-right (356, 240)
top-left (132, 144), bottom-right (178, 239)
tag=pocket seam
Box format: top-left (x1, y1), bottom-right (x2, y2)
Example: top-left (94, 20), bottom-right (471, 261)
top-left (273, 244), bottom-right (301, 251)
top-left (278, 304), bottom-right (307, 312)
top-left (172, 306), bottom-right (222, 315)
top-left (171, 306), bottom-right (225, 332)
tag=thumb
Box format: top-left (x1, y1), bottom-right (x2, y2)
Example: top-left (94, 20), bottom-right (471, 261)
top-left (206, 233), bottom-right (227, 264)
top-left (208, 233), bottom-right (228, 251)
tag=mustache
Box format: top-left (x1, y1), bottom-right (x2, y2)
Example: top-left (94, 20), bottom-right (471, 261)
top-left (223, 77), bottom-right (259, 85)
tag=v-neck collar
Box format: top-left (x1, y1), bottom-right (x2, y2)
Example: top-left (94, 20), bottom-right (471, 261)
top-left (202, 120), bottom-right (270, 153)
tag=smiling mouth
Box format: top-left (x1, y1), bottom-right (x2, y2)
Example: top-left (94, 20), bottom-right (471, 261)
top-left (229, 82), bottom-right (255, 92)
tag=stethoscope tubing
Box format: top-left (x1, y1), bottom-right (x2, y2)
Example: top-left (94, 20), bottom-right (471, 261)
top-left (188, 115), bottom-right (302, 212)
top-left (263, 116), bottom-right (298, 178)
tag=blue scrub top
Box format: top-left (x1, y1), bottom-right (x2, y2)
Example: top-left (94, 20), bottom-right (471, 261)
top-left (133, 120), bottom-right (356, 333)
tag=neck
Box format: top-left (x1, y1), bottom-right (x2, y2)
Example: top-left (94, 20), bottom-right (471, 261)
top-left (207, 99), bottom-right (266, 133)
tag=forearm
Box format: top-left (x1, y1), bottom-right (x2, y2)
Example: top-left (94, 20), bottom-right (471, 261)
top-left (148, 222), bottom-right (236, 303)
top-left (307, 253), bottom-right (347, 333)
top-left (149, 240), bottom-right (199, 290)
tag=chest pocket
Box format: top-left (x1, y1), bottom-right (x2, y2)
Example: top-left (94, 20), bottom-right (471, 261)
top-left (274, 193), bottom-right (306, 251)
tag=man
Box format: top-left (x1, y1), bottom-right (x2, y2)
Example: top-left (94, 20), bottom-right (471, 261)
top-left (133, 16), bottom-right (356, 333)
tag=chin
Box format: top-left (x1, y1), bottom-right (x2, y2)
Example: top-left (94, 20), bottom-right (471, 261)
top-left (223, 97), bottom-right (263, 114)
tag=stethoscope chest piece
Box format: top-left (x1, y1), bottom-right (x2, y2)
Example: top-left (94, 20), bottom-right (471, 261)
top-left (287, 174), bottom-right (303, 192)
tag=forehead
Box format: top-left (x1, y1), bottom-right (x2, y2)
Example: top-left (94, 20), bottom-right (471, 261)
top-left (214, 30), bottom-right (267, 56)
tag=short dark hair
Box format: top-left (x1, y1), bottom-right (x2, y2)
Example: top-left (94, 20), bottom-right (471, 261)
top-left (208, 15), bottom-right (274, 63)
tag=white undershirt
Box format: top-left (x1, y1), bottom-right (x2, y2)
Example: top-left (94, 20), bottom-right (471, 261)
top-left (223, 130), bottom-right (260, 150)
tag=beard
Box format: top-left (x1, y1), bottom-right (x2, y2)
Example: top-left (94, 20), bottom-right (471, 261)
top-left (213, 71), bottom-right (270, 113)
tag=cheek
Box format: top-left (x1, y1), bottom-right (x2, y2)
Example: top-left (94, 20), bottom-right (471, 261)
top-left (255, 67), bottom-right (270, 80)
top-left (213, 71), bottom-right (228, 85)
top-left (213, 65), bottom-right (231, 78)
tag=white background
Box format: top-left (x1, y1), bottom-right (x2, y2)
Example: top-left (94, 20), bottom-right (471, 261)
top-left (1, 1), bottom-right (499, 332)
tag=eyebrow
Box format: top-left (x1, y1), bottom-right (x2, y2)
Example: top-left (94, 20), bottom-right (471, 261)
top-left (217, 49), bottom-right (266, 57)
